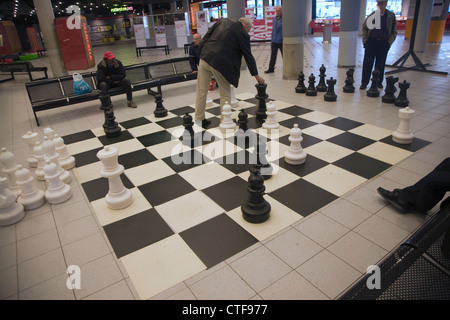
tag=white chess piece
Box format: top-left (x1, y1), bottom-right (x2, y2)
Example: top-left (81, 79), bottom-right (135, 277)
top-left (219, 101), bottom-right (237, 131)
top-left (0, 147), bottom-right (21, 196)
top-left (284, 124), bottom-right (307, 165)
top-left (44, 127), bottom-right (55, 140)
top-left (42, 136), bottom-right (71, 184)
top-left (97, 146), bottom-right (133, 210)
top-left (22, 131), bottom-right (39, 168)
top-left (43, 160), bottom-right (72, 204)
top-left (262, 102), bottom-right (280, 131)
top-left (0, 177), bottom-right (25, 226)
top-left (33, 141), bottom-right (46, 181)
top-left (230, 85), bottom-right (239, 108)
top-left (392, 107), bottom-right (415, 144)
top-left (53, 134), bottom-right (76, 170)
top-left (15, 165), bottom-right (45, 210)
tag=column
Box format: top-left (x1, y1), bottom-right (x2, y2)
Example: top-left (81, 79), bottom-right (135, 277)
top-left (305, 0), bottom-right (312, 35)
top-left (282, 0), bottom-right (305, 80)
top-left (338, 0), bottom-right (361, 68)
top-left (401, 0), bottom-right (410, 16)
top-left (34, 0), bottom-right (67, 77)
top-left (227, 0), bottom-right (246, 21)
top-left (414, 0), bottom-right (434, 52)
top-left (359, 0), bottom-right (367, 36)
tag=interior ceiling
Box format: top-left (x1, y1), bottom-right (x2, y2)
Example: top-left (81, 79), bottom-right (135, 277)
top-left (0, 0), bottom-right (205, 20)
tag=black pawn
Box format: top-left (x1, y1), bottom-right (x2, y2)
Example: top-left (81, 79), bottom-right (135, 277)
top-left (235, 109), bottom-right (251, 148)
top-left (367, 68), bottom-right (380, 97)
top-left (382, 76), bottom-right (398, 103)
top-left (99, 93), bottom-right (113, 129)
top-left (254, 137), bottom-right (272, 180)
top-left (153, 93), bottom-right (168, 117)
top-left (343, 68), bottom-right (355, 93)
top-left (395, 80), bottom-right (410, 107)
top-left (255, 83), bottom-right (268, 119)
top-left (317, 64), bottom-right (327, 92)
top-left (306, 73), bottom-right (318, 96)
top-left (324, 77), bottom-right (337, 102)
top-left (237, 109), bottom-right (248, 132)
top-left (241, 165), bottom-right (271, 224)
top-left (181, 112), bottom-right (195, 147)
top-left (295, 71), bottom-right (306, 93)
top-left (104, 109), bottom-right (121, 138)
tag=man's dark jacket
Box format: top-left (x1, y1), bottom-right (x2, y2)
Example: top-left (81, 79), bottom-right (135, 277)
top-left (96, 59), bottom-right (127, 85)
top-left (199, 18), bottom-right (258, 88)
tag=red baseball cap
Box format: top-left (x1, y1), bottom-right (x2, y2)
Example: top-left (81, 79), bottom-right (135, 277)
top-left (104, 51), bottom-right (116, 60)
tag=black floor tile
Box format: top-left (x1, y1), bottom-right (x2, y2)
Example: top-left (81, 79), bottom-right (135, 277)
top-left (327, 132), bottom-right (376, 151)
top-left (97, 130), bottom-right (134, 145)
top-left (279, 117), bottom-right (318, 130)
top-left (162, 149), bottom-right (212, 173)
top-left (202, 176), bottom-right (249, 212)
top-left (138, 174), bottom-right (196, 206)
top-left (379, 136), bottom-right (432, 152)
top-left (155, 116), bottom-right (184, 129)
top-left (73, 147), bottom-right (103, 167)
top-left (269, 179), bottom-right (338, 217)
top-left (180, 213), bottom-right (258, 269)
top-left (137, 130), bottom-right (174, 147)
top-left (62, 130), bottom-right (96, 145)
top-left (278, 154), bottom-right (329, 177)
top-left (278, 105), bottom-right (313, 117)
top-left (118, 149), bottom-right (158, 169)
top-left (168, 106), bottom-right (195, 116)
top-left (333, 152), bottom-right (392, 179)
top-left (103, 208), bottom-right (174, 258)
top-left (322, 117), bottom-right (364, 131)
top-left (119, 117), bottom-right (151, 129)
top-left (81, 174), bottom-right (135, 202)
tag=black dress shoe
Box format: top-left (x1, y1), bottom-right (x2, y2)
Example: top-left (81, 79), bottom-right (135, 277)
top-left (377, 187), bottom-right (410, 213)
top-left (264, 69), bottom-right (274, 74)
top-left (360, 84), bottom-right (367, 90)
top-left (201, 119), bottom-right (211, 128)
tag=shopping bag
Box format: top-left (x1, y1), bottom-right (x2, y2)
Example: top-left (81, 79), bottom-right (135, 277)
top-left (73, 72), bottom-right (91, 95)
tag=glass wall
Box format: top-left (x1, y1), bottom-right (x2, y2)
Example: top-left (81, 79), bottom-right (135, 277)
top-left (315, 0), bottom-right (404, 19)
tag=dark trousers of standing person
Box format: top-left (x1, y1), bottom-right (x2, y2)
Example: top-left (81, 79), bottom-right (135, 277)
top-left (400, 158), bottom-right (450, 213)
top-left (98, 78), bottom-right (133, 101)
top-left (268, 43), bottom-right (283, 71)
top-left (361, 38), bottom-right (390, 87)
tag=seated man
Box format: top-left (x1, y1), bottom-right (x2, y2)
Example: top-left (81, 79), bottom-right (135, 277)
top-left (377, 157), bottom-right (450, 214)
top-left (96, 51), bottom-right (137, 108)
top-left (188, 33), bottom-right (201, 72)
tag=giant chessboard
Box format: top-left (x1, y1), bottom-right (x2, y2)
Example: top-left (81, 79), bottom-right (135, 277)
top-left (62, 92), bottom-right (430, 299)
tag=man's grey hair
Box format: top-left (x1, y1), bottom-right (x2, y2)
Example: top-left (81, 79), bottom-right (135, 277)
top-left (239, 17), bottom-right (253, 29)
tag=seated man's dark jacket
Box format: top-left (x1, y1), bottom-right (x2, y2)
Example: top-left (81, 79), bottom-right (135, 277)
top-left (199, 18), bottom-right (258, 88)
top-left (96, 59), bottom-right (127, 85)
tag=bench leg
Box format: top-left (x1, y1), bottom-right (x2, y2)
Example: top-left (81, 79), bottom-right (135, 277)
top-left (33, 110), bottom-right (40, 126)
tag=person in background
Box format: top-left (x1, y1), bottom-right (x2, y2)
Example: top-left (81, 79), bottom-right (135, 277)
top-left (189, 33), bottom-right (202, 72)
top-left (265, 6), bottom-right (283, 74)
top-left (360, 0), bottom-right (397, 90)
top-left (96, 51), bottom-right (137, 108)
top-left (194, 17), bottom-right (265, 128)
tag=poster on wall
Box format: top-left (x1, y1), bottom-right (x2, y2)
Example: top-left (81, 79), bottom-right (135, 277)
top-left (196, 11), bottom-right (209, 35)
top-left (252, 19), bottom-right (266, 40)
top-left (134, 24), bottom-right (146, 47)
top-left (264, 6), bottom-right (276, 40)
top-left (245, 7), bottom-right (255, 39)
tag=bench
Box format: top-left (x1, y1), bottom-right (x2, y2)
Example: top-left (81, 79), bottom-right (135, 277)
top-left (26, 57), bottom-right (197, 126)
top-left (0, 61), bottom-right (48, 83)
top-left (339, 199), bottom-right (450, 300)
top-left (135, 45), bottom-right (170, 57)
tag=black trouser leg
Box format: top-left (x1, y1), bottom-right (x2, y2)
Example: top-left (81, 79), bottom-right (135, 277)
top-left (268, 43), bottom-right (282, 71)
top-left (361, 40), bottom-right (376, 86)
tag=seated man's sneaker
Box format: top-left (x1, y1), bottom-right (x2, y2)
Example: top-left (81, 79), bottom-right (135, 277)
top-left (377, 187), bottom-right (411, 213)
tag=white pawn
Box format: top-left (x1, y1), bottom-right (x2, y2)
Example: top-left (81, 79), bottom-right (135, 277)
top-left (53, 134), bottom-right (75, 170)
top-left (42, 136), bottom-right (71, 184)
top-left (33, 141), bottom-right (46, 181)
top-left (44, 159), bottom-right (72, 204)
top-left (97, 146), bottom-right (133, 210)
top-left (285, 124), bottom-right (307, 165)
top-left (392, 107), bottom-right (415, 144)
top-left (0, 147), bottom-right (21, 196)
top-left (219, 101), bottom-right (237, 131)
top-left (0, 177), bottom-right (25, 226)
top-left (230, 85), bottom-right (239, 108)
top-left (15, 165), bottom-right (45, 210)
top-left (22, 131), bottom-right (39, 168)
top-left (262, 102), bottom-right (280, 131)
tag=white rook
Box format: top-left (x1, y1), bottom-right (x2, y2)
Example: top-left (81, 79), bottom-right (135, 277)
top-left (392, 107), bottom-right (415, 144)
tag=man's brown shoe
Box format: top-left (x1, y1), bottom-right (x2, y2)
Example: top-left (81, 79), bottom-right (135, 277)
top-left (127, 101), bottom-right (137, 108)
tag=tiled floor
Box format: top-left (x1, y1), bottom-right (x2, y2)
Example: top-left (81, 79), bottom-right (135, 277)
top-left (1, 31), bottom-right (449, 300)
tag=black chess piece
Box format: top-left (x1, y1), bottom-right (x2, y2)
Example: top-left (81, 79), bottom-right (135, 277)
top-left (317, 64), bottom-right (327, 92)
top-left (99, 92), bottom-right (113, 129)
top-left (395, 80), bottom-right (410, 107)
top-left (153, 93), bottom-right (168, 117)
top-left (254, 137), bottom-right (272, 180)
top-left (181, 112), bottom-right (195, 147)
top-left (367, 68), bottom-right (380, 97)
top-left (104, 108), bottom-right (121, 138)
top-left (382, 76), bottom-right (399, 104)
top-left (343, 68), bottom-right (355, 93)
top-left (306, 73), bottom-right (318, 96)
top-left (255, 83), bottom-right (268, 119)
top-left (241, 165), bottom-right (271, 224)
top-left (324, 77), bottom-right (337, 102)
top-left (235, 109), bottom-right (253, 148)
top-left (295, 71), bottom-right (306, 93)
